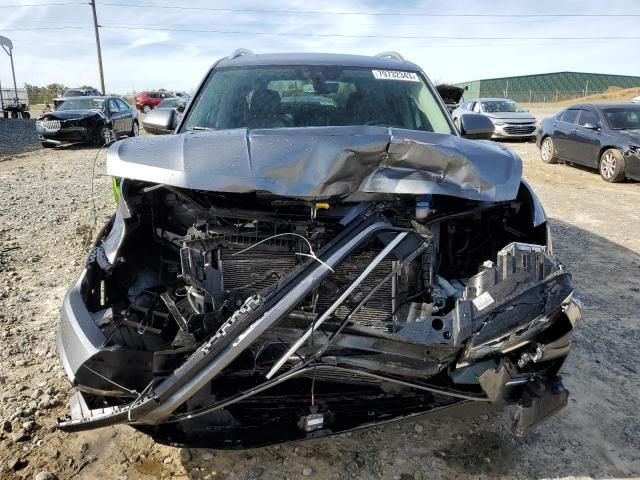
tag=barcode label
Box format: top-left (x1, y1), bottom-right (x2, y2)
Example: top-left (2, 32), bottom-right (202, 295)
top-left (372, 70), bottom-right (420, 82)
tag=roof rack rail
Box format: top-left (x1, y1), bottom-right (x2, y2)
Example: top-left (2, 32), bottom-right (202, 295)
top-left (375, 51), bottom-right (405, 61)
top-left (230, 48), bottom-right (254, 59)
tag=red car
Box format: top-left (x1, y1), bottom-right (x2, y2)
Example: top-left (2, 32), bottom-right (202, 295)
top-left (135, 91), bottom-right (172, 113)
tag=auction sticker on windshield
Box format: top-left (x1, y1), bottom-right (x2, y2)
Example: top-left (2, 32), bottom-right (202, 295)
top-left (372, 70), bottom-right (420, 82)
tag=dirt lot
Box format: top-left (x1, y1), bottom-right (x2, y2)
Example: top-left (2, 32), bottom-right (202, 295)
top-left (0, 126), bottom-right (639, 479)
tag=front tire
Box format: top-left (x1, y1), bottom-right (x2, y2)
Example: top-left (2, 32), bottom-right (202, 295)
top-left (540, 137), bottom-right (558, 164)
top-left (97, 126), bottom-right (115, 146)
top-left (21, 111), bottom-right (30, 119)
top-left (599, 148), bottom-right (626, 183)
top-left (130, 120), bottom-right (139, 137)
top-left (142, 104), bottom-right (151, 114)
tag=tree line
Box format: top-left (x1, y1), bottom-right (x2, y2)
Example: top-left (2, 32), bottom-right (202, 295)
top-left (23, 83), bottom-right (94, 105)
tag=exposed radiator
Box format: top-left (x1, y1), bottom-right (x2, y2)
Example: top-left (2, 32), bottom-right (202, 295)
top-left (220, 249), bottom-right (296, 294)
top-left (317, 251), bottom-right (394, 328)
top-left (220, 249), bottom-right (395, 329)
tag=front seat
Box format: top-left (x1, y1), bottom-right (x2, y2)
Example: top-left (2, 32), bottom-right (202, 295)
top-left (248, 88), bottom-right (288, 128)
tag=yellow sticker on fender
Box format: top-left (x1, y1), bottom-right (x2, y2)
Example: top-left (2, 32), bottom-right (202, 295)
top-left (372, 70), bottom-right (420, 82)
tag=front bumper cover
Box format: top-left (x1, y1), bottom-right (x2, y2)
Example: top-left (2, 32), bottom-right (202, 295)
top-left (492, 122), bottom-right (537, 139)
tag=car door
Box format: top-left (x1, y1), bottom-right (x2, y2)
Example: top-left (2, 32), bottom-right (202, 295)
top-left (107, 98), bottom-right (124, 134)
top-left (116, 98), bottom-right (133, 133)
top-left (552, 108), bottom-right (580, 159)
top-left (566, 108), bottom-right (602, 167)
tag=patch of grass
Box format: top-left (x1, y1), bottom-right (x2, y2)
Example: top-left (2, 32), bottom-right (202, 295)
top-left (524, 87), bottom-right (640, 108)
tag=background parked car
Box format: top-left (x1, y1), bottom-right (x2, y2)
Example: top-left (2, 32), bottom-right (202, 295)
top-left (36, 96), bottom-right (138, 147)
top-left (537, 103), bottom-right (640, 182)
top-left (52, 87), bottom-right (102, 109)
top-left (632, 96), bottom-right (640, 104)
top-left (135, 91), bottom-right (173, 113)
top-left (142, 96), bottom-right (187, 134)
top-left (452, 97), bottom-right (537, 140)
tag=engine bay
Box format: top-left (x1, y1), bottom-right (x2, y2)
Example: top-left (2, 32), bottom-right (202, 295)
top-left (86, 182), bottom-right (545, 371)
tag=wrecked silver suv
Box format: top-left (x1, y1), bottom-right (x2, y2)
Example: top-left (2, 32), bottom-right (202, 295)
top-left (57, 51), bottom-right (581, 448)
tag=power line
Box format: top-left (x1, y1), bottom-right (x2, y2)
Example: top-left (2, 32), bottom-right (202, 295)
top-left (6, 16), bottom-right (638, 29)
top-left (5, 23), bottom-right (640, 41)
top-left (1, 2), bottom-right (84, 6)
top-left (2, 1), bottom-right (639, 17)
top-left (2, 26), bottom-right (89, 31)
top-left (99, 25), bottom-right (640, 41)
top-left (8, 37), bottom-right (631, 48)
top-left (97, 3), bottom-right (640, 17)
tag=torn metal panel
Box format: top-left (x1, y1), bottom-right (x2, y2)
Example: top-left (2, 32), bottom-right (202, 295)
top-left (107, 126), bottom-right (521, 202)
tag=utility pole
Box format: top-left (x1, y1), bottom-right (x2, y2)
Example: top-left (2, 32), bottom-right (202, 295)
top-left (90, 0), bottom-right (106, 94)
top-left (0, 36), bottom-right (19, 104)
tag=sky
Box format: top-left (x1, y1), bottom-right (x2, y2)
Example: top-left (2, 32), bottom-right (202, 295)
top-left (1, 0), bottom-right (640, 94)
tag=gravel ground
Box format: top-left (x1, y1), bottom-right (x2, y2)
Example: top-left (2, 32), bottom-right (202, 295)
top-left (0, 131), bottom-right (639, 479)
top-left (0, 118), bottom-right (42, 157)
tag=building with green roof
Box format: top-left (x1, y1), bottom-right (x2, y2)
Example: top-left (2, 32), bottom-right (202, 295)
top-left (453, 71), bottom-right (640, 103)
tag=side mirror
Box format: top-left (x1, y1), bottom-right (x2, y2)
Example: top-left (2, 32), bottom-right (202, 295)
top-left (583, 122), bottom-right (600, 130)
top-left (142, 108), bottom-right (176, 135)
top-left (459, 113), bottom-right (494, 140)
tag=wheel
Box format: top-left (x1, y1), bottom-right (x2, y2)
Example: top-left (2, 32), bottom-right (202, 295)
top-left (540, 137), bottom-right (558, 164)
top-left (41, 142), bottom-right (55, 148)
top-left (98, 126), bottom-right (115, 146)
top-left (21, 111), bottom-right (30, 119)
top-left (10, 111), bottom-right (18, 118)
top-left (130, 120), bottom-right (139, 137)
top-left (599, 148), bottom-right (626, 183)
top-left (142, 104), bottom-right (151, 114)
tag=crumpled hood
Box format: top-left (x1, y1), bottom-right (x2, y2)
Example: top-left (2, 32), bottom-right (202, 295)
top-left (485, 111), bottom-right (536, 122)
top-left (41, 110), bottom-right (104, 121)
top-left (107, 126), bottom-right (522, 201)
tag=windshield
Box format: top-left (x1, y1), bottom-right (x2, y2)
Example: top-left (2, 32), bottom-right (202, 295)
top-left (181, 66), bottom-right (453, 134)
top-left (481, 100), bottom-right (525, 113)
top-left (57, 98), bottom-right (105, 111)
top-left (602, 107), bottom-right (640, 130)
